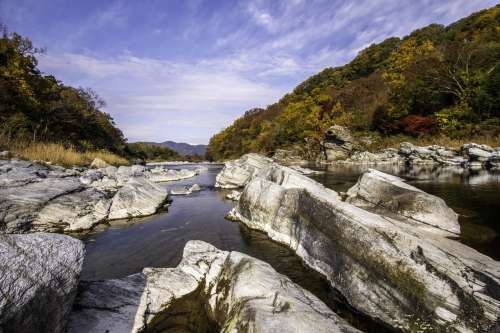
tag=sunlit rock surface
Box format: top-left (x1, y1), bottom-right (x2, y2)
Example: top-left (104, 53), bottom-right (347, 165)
top-left (68, 240), bottom-right (359, 333)
top-left (224, 154), bottom-right (500, 332)
top-left (0, 233), bottom-right (84, 333)
top-left (346, 168), bottom-right (460, 234)
top-left (0, 159), bottom-right (196, 233)
top-left (108, 177), bottom-right (168, 220)
top-left (215, 153), bottom-right (339, 202)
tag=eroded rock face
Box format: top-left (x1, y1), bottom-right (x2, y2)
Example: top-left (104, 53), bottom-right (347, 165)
top-left (346, 169), bottom-right (460, 234)
top-left (34, 188), bottom-right (111, 232)
top-left (145, 167), bottom-right (198, 183)
top-left (0, 233), bottom-right (84, 333)
top-left (226, 156), bottom-right (500, 332)
top-left (68, 241), bottom-right (360, 333)
top-left (321, 125), bottom-right (356, 161)
top-left (108, 177), bottom-right (168, 220)
top-left (215, 153), bottom-right (339, 202)
top-left (215, 153), bottom-right (274, 189)
top-left (0, 159), bottom-right (189, 233)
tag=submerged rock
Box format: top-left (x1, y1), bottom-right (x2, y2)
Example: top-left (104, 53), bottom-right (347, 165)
top-left (0, 233), bottom-right (84, 333)
top-left (68, 240), bottom-right (359, 333)
top-left (225, 154), bottom-right (500, 332)
top-left (108, 177), bottom-right (168, 220)
top-left (346, 169), bottom-right (460, 234)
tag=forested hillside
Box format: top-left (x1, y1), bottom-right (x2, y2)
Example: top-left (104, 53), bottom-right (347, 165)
top-left (207, 5), bottom-right (500, 161)
top-left (0, 25), bottom-right (125, 153)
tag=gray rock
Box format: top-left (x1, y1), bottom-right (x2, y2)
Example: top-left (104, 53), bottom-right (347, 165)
top-left (68, 241), bottom-right (359, 333)
top-left (145, 167), bottom-right (198, 183)
top-left (321, 125), bottom-right (355, 161)
top-left (0, 233), bottom-right (84, 333)
top-left (189, 183), bottom-right (201, 192)
top-left (34, 188), bottom-right (111, 232)
top-left (215, 154), bottom-right (340, 202)
top-left (0, 176), bottom-right (84, 232)
top-left (0, 151), bottom-right (9, 158)
top-left (108, 177), bottom-right (168, 220)
top-left (89, 158), bottom-right (109, 169)
top-left (216, 153), bottom-right (274, 189)
top-left (226, 190), bottom-right (242, 201)
top-left (226, 155), bottom-right (500, 332)
top-left (346, 169), bottom-right (460, 234)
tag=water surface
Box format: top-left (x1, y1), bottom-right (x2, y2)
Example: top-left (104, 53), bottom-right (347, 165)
top-left (79, 162), bottom-right (500, 332)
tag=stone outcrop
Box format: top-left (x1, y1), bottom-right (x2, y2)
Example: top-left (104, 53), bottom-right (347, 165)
top-left (145, 167), bottom-right (198, 183)
top-left (108, 177), bottom-right (168, 220)
top-left (321, 125), bottom-right (356, 161)
top-left (0, 159), bottom-right (196, 233)
top-left (323, 140), bottom-right (500, 170)
top-left (34, 188), bottom-right (111, 232)
top-left (68, 240), bottom-right (359, 333)
top-left (215, 153), bottom-right (339, 202)
top-left (0, 233), bottom-right (84, 333)
top-left (89, 157), bottom-right (109, 169)
top-left (224, 154), bottom-right (500, 332)
top-left (346, 168), bottom-right (460, 234)
top-left (215, 153), bottom-right (274, 189)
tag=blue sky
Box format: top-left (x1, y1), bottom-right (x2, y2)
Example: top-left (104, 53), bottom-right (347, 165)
top-left (0, 0), bottom-right (497, 144)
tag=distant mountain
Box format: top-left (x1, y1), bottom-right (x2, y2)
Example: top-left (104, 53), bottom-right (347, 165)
top-left (143, 141), bottom-right (207, 156)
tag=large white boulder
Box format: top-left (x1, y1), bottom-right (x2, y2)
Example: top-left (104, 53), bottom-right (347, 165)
top-left (145, 167), bottom-right (198, 182)
top-left (346, 169), bottom-right (460, 234)
top-left (34, 188), bottom-right (111, 232)
top-left (226, 156), bottom-right (500, 332)
top-left (68, 241), bottom-right (359, 333)
top-left (216, 153), bottom-right (340, 202)
top-left (0, 233), bottom-right (84, 333)
top-left (215, 153), bottom-right (274, 188)
top-left (108, 177), bottom-right (168, 220)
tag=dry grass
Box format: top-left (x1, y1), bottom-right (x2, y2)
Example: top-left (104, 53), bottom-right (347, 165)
top-left (367, 134), bottom-right (500, 151)
top-left (5, 142), bottom-right (128, 167)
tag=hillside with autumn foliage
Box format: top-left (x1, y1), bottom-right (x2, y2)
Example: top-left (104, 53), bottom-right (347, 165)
top-left (207, 5), bottom-right (500, 161)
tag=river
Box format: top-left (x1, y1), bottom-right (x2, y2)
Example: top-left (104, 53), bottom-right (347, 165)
top-left (77, 163), bottom-right (500, 332)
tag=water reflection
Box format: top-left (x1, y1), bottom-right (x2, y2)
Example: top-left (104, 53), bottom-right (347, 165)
top-left (310, 163), bottom-right (500, 260)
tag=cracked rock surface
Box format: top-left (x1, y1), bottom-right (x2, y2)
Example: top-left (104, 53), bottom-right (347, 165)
top-left (0, 232), bottom-right (84, 333)
top-left (0, 159), bottom-right (190, 233)
top-left (68, 240), bottom-right (360, 333)
top-left (224, 154), bottom-right (500, 332)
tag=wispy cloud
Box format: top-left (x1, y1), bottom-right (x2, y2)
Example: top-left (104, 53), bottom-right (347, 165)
top-left (1, 0), bottom-right (497, 143)
top-left (38, 52), bottom-right (285, 143)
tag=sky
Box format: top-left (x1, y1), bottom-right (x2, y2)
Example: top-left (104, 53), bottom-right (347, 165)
top-left (0, 0), bottom-right (497, 144)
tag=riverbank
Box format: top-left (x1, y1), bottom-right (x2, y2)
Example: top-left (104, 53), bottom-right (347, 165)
top-left (1, 154), bottom-right (499, 332)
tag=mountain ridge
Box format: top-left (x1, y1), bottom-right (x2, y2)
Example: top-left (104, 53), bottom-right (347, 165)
top-left (141, 140), bottom-right (207, 156)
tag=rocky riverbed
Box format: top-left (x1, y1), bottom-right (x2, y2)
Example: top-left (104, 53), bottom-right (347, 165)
top-left (274, 125), bottom-right (500, 170)
top-left (1, 154), bottom-right (499, 333)
top-left (0, 158), bottom-right (201, 233)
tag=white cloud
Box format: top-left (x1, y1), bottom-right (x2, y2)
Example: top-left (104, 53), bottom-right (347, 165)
top-left (38, 52), bottom-right (285, 143)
